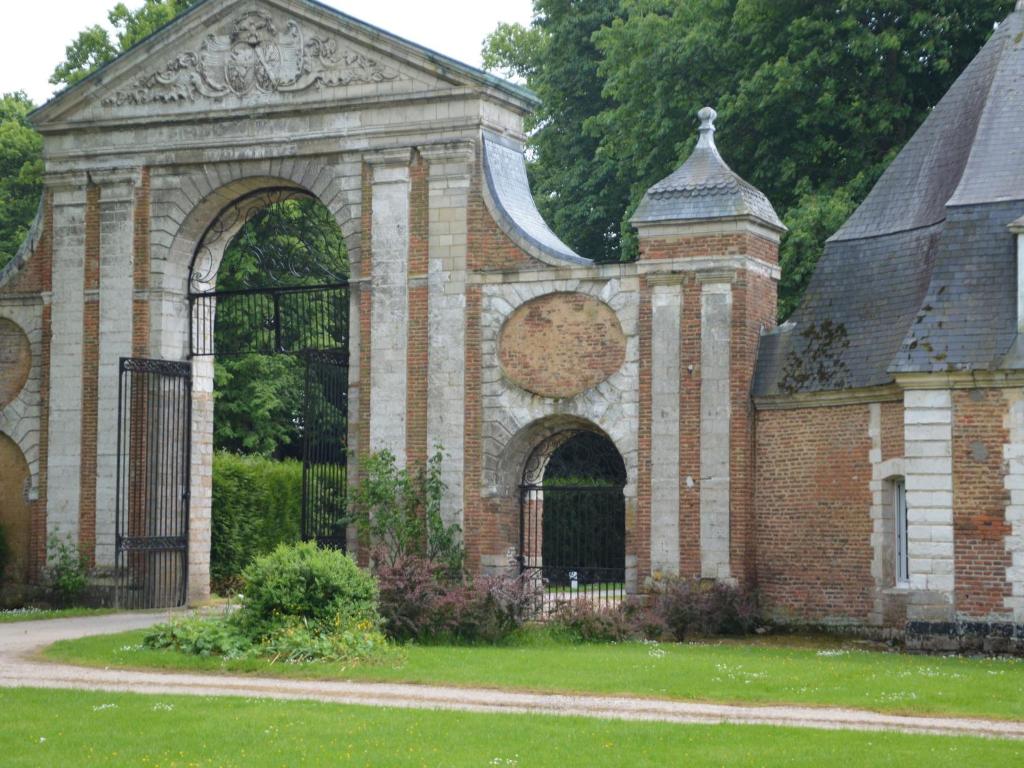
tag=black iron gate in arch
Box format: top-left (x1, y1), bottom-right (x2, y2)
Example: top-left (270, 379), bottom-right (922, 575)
top-left (115, 357), bottom-right (192, 609)
top-left (519, 430), bottom-right (627, 618)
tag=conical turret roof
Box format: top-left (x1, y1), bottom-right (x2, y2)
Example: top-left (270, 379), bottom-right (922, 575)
top-left (631, 107), bottom-right (784, 231)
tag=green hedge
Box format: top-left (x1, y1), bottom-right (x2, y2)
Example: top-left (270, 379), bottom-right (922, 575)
top-left (211, 452), bottom-right (304, 592)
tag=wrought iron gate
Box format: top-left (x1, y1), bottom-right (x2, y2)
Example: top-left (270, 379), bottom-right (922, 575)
top-left (518, 431), bottom-right (627, 618)
top-left (301, 350), bottom-right (349, 549)
top-left (115, 357), bottom-right (192, 609)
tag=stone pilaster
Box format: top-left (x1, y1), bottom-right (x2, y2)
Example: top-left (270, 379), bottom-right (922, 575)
top-left (904, 389), bottom-right (955, 621)
top-left (367, 149), bottom-right (412, 466)
top-left (421, 142), bottom-right (474, 529)
top-left (699, 278), bottom-right (733, 580)
top-left (649, 277), bottom-right (682, 576)
top-left (1004, 392), bottom-right (1024, 621)
top-left (46, 180), bottom-right (89, 548)
top-left (94, 173), bottom-right (137, 569)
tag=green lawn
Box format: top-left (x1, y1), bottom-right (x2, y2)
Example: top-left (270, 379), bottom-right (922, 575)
top-left (0, 607), bottom-right (116, 624)
top-left (44, 629), bottom-right (1024, 721)
top-left (1, 688), bottom-right (1021, 767)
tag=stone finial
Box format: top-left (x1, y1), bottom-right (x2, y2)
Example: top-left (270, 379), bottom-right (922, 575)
top-left (697, 106), bottom-right (717, 149)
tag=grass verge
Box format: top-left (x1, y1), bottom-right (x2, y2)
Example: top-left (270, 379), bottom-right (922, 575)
top-left (0, 607), bottom-right (116, 624)
top-left (2, 687), bottom-right (1022, 767)
top-left (43, 628), bottom-right (1024, 721)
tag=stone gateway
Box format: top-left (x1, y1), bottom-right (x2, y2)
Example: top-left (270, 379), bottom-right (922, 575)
top-left (2, 0), bottom-right (1024, 651)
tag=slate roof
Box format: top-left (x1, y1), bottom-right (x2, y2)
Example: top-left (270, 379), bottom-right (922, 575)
top-left (755, 7), bottom-right (1024, 397)
top-left (482, 135), bottom-right (591, 266)
top-left (632, 107), bottom-right (784, 231)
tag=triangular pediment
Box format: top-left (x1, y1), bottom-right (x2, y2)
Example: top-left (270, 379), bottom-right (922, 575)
top-left (32, 0), bottom-right (535, 128)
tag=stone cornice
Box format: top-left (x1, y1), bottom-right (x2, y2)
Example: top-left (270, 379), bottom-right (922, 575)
top-left (894, 371), bottom-right (1024, 390)
top-left (634, 216), bottom-right (784, 244)
top-left (754, 384), bottom-right (904, 411)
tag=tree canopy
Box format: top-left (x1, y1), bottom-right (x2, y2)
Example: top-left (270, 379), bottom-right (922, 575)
top-left (0, 93), bottom-right (43, 270)
top-left (485, 0), bottom-right (1015, 316)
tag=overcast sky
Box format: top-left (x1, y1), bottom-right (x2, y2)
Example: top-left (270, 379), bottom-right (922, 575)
top-left (1, 0), bottom-right (535, 106)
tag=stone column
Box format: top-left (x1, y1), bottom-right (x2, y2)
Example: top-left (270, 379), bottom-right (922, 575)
top-left (649, 277), bottom-right (682, 576)
top-left (903, 389), bottom-right (955, 621)
top-left (699, 278), bottom-right (733, 580)
top-left (367, 149), bottom-right (412, 466)
top-left (46, 178), bottom-right (88, 548)
top-left (421, 143), bottom-right (474, 529)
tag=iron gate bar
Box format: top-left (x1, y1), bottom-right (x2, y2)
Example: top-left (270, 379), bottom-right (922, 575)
top-left (301, 349), bottom-right (349, 550)
top-left (189, 282), bottom-right (350, 358)
top-left (115, 357), bottom-right (192, 610)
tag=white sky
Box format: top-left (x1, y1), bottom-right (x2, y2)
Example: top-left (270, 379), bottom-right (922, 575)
top-left (0, 0), bottom-right (535, 106)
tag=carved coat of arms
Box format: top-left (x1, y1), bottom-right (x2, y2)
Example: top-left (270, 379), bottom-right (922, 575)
top-left (104, 11), bottom-right (400, 106)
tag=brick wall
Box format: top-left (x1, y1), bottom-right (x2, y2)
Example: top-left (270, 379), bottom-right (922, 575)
top-left (881, 400), bottom-right (904, 462)
top-left (498, 292), bottom-right (626, 398)
top-left (78, 185), bottom-right (101, 565)
top-left (636, 277), bottom-right (652, 580)
top-left (952, 388), bottom-right (1012, 618)
top-left (730, 269), bottom-right (777, 583)
top-left (406, 152), bottom-right (428, 470)
top-left (466, 152), bottom-right (534, 272)
top-left (132, 168), bottom-right (150, 356)
top-left (463, 284), bottom-right (484, 571)
top-left (755, 404), bottom-right (874, 622)
top-left (639, 232), bottom-right (779, 265)
top-left (679, 276), bottom-right (702, 577)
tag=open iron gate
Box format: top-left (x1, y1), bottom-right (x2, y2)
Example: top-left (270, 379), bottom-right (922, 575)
top-left (115, 358), bottom-right (192, 609)
top-left (301, 350), bottom-right (349, 550)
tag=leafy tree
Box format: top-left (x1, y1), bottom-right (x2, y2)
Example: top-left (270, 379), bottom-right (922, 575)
top-left (213, 198), bottom-right (349, 458)
top-left (484, 0), bottom-right (631, 264)
top-left (0, 93), bottom-right (43, 270)
top-left (50, 0), bottom-right (201, 89)
top-left (487, 0), bottom-right (1015, 315)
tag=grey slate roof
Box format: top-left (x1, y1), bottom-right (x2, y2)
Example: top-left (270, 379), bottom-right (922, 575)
top-left (755, 7), bottom-right (1024, 397)
top-left (482, 135), bottom-right (591, 266)
top-left (632, 107), bottom-right (784, 231)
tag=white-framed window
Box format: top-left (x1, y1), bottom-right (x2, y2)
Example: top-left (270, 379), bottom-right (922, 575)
top-left (894, 478), bottom-right (909, 586)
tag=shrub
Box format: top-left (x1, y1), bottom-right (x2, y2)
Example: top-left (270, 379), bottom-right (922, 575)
top-left (234, 542), bottom-right (379, 640)
top-left (375, 554), bottom-right (531, 644)
top-left (650, 578), bottom-right (759, 640)
top-left (46, 535), bottom-right (88, 606)
top-left (211, 452), bottom-right (304, 592)
top-left (349, 449), bottom-right (463, 577)
top-left (548, 598), bottom-right (667, 643)
top-left (144, 543), bottom-right (390, 665)
top-left (144, 615), bottom-right (252, 658)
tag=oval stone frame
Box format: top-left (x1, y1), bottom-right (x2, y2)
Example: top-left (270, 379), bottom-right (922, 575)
top-left (498, 292), bottom-right (627, 399)
top-left (0, 319), bottom-right (31, 409)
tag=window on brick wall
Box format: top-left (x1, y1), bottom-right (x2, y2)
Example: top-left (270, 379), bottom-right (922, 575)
top-left (894, 478), bottom-right (909, 586)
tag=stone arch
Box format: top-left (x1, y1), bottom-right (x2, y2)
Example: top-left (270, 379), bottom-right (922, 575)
top-left (152, 167), bottom-right (360, 603)
top-left (0, 433), bottom-right (32, 586)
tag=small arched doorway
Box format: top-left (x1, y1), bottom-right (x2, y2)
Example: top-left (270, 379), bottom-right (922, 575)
top-left (520, 429), bottom-right (627, 616)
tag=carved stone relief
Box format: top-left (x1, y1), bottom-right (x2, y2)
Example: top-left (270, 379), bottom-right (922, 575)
top-left (103, 10), bottom-right (401, 106)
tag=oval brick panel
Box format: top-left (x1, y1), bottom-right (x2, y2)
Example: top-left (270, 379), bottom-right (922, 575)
top-left (0, 319), bottom-right (31, 408)
top-left (499, 293), bottom-right (626, 398)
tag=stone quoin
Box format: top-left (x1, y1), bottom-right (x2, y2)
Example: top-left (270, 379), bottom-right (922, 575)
top-left (2, 0), bottom-right (1024, 651)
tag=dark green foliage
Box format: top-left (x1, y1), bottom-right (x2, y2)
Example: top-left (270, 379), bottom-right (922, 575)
top-left (50, 0), bottom-right (202, 88)
top-left (235, 542), bottom-right (379, 640)
top-left (45, 535), bottom-right (89, 607)
top-left (484, 0), bottom-right (631, 264)
top-left (0, 92), bottom-right (43, 271)
top-left (210, 452), bottom-right (305, 592)
top-left (349, 449), bottom-right (464, 577)
top-left (485, 0), bottom-right (1015, 314)
top-left (213, 198), bottom-right (349, 459)
top-left (145, 544), bottom-right (389, 664)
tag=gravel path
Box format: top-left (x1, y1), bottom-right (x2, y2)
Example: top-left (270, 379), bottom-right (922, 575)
top-left (2, 612), bottom-right (1023, 740)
